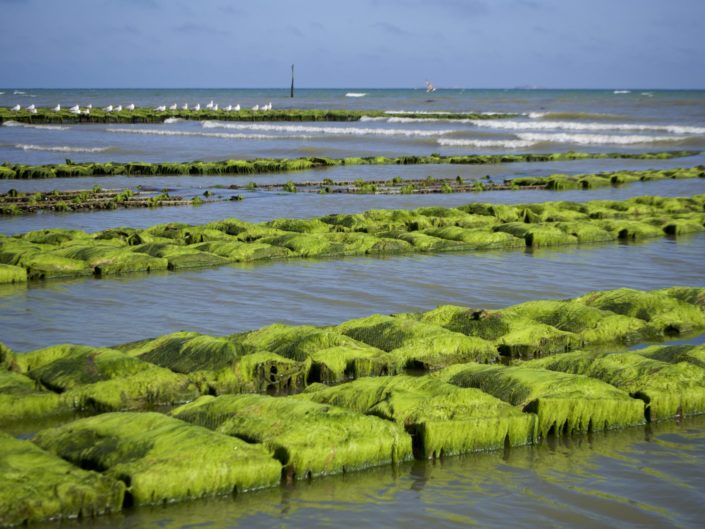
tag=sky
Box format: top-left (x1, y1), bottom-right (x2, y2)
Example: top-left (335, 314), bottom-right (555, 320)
top-left (0, 0), bottom-right (704, 89)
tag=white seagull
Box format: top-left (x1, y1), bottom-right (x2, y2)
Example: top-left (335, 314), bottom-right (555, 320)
top-left (87, 104), bottom-right (93, 109)
top-left (115, 105), bottom-right (123, 112)
top-left (206, 100), bottom-right (214, 109)
top-left (155, 105), bottom-right (166, 112)
top-left (69, 104), bottom-right (81, 114)
top-left (213, 103), bottom-right (219, 111)
top-left (126, 103), bottom-right (135, 111)
top-left (181, 103), bottom-right (189, 110)
top-left (169, 103), bottom-right (177, 110)
top-left (234, 104), bottom-right (240, 111)
top-left (26, 104), bottom-right (36, 111)
top-left (11, 104), bottom-right (20, 111)
top-left (104, 105), bottom-right (114, 112)
top-left (252, 104), bottom-right (259, 111)
top-left (194, 103), bottom-right (201, 111)
top-left (52, 104), bottom-right (61, 112)
top-left (224, 104), bottom-right (232, 111)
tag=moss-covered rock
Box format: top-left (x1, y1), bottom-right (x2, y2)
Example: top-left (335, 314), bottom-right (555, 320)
top-left (437, 363), bottom-right (644, 437)
top-left (0, 371), bottom-right (68, 423)
top-left (173, 394), bottom-right (412, 479)
top-left (0, 433), bottom-right (124, 527)
top-left (302, 375), bottom-right (536, 458)
top-left (0, 263), bottom-right (27, 284)
top-left (34, 412), bottom-right (282, 505)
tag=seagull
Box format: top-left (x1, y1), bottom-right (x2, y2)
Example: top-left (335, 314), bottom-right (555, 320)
top-left (252, 104), bottom-right (259, 111)
top-left (213, 103), bottom-right (219, 111)
top-left (87, 104), bottom-right (93, 109)
top-left (11, 104), bottom-right (20, 111)
top-left (104, 105), bottom-right (113, 112)
top-left (234, 104), bottom-right (240, 111)
top-left (26, 104), bottom-right (36, 111)
top-left (169, 103), bottom-right (177, 110)
top-left (126, 103), bottom-right (135, 111)
top-left (115, 105), bottom-right (123, 112)
top-left (83, 108), bottom-right (90, 115)
top-left (194, 103), bottom-right (201, 111)
top-left (206, 100), bottom-right (214, 109)
top-left (224, 104), bottom-right (232, 111)
top-left (52, 104), bottom-right (61, 112)
top-left (155, 105), bottom-right (166, 112)
top-left (69, 104), bottom-right (81, 114)
top-left (181, 103), bottom-right (189, 110)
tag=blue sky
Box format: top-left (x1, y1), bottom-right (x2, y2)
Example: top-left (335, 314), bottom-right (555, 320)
top-left (1, 0), bottom-right (704, 89)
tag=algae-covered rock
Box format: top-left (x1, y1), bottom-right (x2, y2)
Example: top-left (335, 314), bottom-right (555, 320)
top-left (633, 343), bottom-right (705, 369)
top-left (302, 375), bottom-right (535, 458)
top-left (173, 394), bottom-right (412, 479)
top-left (34, 412), bottom-right (282, 505)
top-left (437, 363), bottom-right (644, 437)
top-left (0, 371), bottom-right (68, 423)
top-left (0, 433), bottom-right (124, 527)
top-left (528, 351), bottom-right (705, 420)
top-left (0, 263), bottom-right (27, 284)
top-left (336, 314), bottom-right (499, 368)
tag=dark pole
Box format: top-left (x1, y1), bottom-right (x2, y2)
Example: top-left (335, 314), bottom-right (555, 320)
top-left (290, 64), bottom-right (295, 98)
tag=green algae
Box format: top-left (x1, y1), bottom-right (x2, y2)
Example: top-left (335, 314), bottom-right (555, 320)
top-left (33, 412), bottom-right (282, 506)
top-left (0, 151), bottom-right (699, 179)
top-left (0, 263), bottom-right (27, 284)
top-left (633, 343), bottom-right (705, 369)
top-left (302, 375), bottom-right (535, 458)
top-left (2, 194), bottom-right (704, 285)
top-left (0, 370), bottom-right (68, 423)
top-left (527, 351), bottom-right (705, 420)
top-left (0, 433), bottom-right (124, 527)
top-left (436, 363), bottom-right (644, 437)
top-left (172, 394), bottom-right (412, 479)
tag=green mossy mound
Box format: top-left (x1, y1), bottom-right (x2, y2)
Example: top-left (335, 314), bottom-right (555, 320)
top-left (633, 343), bottom-right (705, 369)
top-left (173, 394), bottom-right (412, 479)
top-left (335, 314), bottom-right (499, 368)
top-left (0, 433), bottom-right (125, 527)
top-left (0, 371), bottom-right (68, 423)
top-left (3, 195), bottom-right (705, 285)
top-left (33, 412), bottom-right (282, 506)
top-left (527, 352), bottom-right (705, 420)
top-left (302, 375), bottom-right (535, 458)
top-left (436, 363), bottom-right (644, 437)
top-left (0, 263), bottom-right (27, 284)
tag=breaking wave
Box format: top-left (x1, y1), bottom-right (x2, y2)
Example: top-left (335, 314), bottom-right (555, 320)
top-left (14, 144), bottom-right (112, 153)
top-left (163, 117), bottom-right (184, 124)
top-left (3, 120), bottom-right (70, 131)
top-left (201, 121), bottom-right (453, 137)
top-left (437, 138), bottom-right (536, 149)
top-left (106, 128), bottom-right (306, 140)
top-left (514, 132), bottom-right (692, 145)
top-left (472, 119), bottom-right (705, 135)
top-left (345, 92), bottom-right (367, 97)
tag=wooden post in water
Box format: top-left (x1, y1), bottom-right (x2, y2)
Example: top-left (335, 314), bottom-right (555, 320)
top-left (290, 64), bottom-right (295, 98)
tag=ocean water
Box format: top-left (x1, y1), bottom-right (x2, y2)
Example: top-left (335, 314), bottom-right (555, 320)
top-left (2, 89), bottom-right (705, 163)
top-left (2, 88), bottom-right (705, 529)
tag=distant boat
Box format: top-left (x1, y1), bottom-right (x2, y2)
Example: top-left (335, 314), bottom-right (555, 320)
top-left (425, 81), bottom-right (436, 93)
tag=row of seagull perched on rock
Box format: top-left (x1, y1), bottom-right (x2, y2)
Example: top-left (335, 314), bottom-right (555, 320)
top-left (8, 100), bottom-right (273, 114)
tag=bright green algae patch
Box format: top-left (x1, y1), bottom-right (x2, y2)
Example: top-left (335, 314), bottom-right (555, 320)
top-left (526, 351), bottom-right (705, 420)
top-left (301, 375), bottom-right (536, 458)
top-left (633, 343), bottom-right (705, 369)
top-left (0, 151), bottom-right (699, 179)
top-left (2, 194), bottom-right (704, 285)
top-left (172, 394), bottom-right (412, 479)
top-left (435, 363), bottom-right (644, 437)
top-left (0, 433), bottom-right (125, 527)
top-left (33, 412), bottom-right (282, 506)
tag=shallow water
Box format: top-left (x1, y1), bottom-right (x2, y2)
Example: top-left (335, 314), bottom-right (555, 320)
top-left (28, 415), bottom-right (705, 529)
top-left (2, 88), bottom-right (705, 529)
top-left (2, 234), bottom-right (704, 352)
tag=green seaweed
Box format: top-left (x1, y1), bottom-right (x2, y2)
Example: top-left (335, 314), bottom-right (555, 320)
top-left (173, 394), bottom-right (412, 479)
top-left (0, 433), bottom-right (124, 527)
top-left (34, 412), bottom-right (282, 505)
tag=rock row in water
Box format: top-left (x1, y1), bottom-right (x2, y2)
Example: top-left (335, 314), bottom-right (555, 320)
top-left (0, 194), bottom-right (704, 285)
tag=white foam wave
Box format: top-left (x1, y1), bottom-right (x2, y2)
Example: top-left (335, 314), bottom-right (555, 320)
top-left (201, 121), bottom-right (453, 137)
top-left (163, 117), bottom-right (184, 124)
top-left (383, 110), bottom-right (501, 116)
top-left (527, 112), bottom-right (546, 119)
top-left (359, 116), bottom-right (388, 122)
top-left (613, 90), bottom-right (631, 94)
top-left (3, 120), bottom-right (70, 131)
top-left (515, 132), bottom-right (691, 145)
top-left (471, 119), bottom-right (705, 135)
top-left (14, 144), bottom-right (111, 153)
top-left (345, 92), bottom-right (367, 97)
top-left (106, 127), bottom-right (310, 140)
top-left (438, 138), bottom-right (536, 149)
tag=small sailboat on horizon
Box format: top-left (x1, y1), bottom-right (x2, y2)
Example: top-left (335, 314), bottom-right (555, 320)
top-left (425, 80), bottom-right (436, 93)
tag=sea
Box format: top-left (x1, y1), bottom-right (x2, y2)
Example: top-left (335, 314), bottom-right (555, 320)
top-left (1, 88), bottom-right (705, 529)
